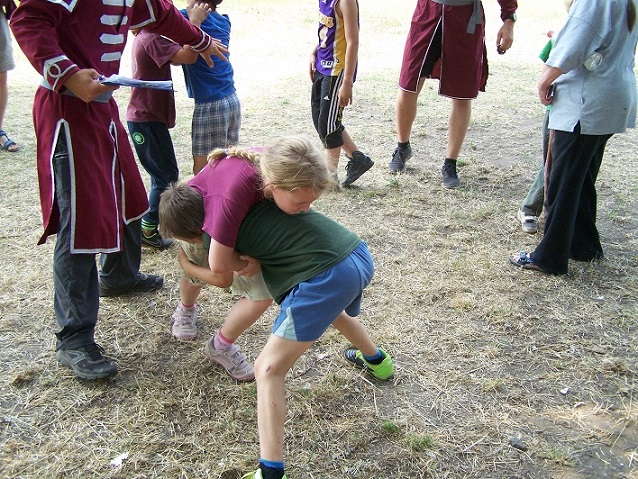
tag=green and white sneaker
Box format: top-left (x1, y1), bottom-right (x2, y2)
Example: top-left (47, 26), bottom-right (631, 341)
top-left (344, 347), bottom-right (394, 380)
top-left (241, 470), bottom-right (288, 479)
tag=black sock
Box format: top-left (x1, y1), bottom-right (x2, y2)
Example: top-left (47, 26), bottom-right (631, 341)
top-left (398, 141), bottom-right (410, 149)
top-left (444, 158), bottom-right (457, 166)
top-left (259, 463), bottom-right (285, 479)
top-left (364, 349), bottom-right (386, 365)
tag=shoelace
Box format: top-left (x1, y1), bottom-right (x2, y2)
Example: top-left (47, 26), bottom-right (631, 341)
top-left (84, 343), bottom-right (107, 361)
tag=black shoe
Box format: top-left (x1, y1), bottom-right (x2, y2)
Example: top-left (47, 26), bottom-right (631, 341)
top-left (55, 343), bottom-right (118, 380)
top-left (99, 272), bottom-right (164, 297)
top-left (341, 151), bottom-right (374, 187)
top-left (388, 145), bottom-right (412, 173)
top-left (441, 162), bottom-right (460, 188)
top-left (142, 226), bottom-right (173, 250)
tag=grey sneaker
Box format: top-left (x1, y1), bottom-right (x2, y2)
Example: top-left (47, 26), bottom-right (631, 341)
top-left (204, 337), bottom-right (254, 381)
top-left (516, 209), bottom-right (539, 234)
top-left (55, 343), bottom-right (118, 380)
top-left (172, 304), bottom-right (197, 340)
top-left (389, 145), bottom-right (412, 173)
top-left (341, 151), bottom-right (374, 187)
top-left (441, 161), bottom-right (460, 188)
top-left (99, 272), bottom-right (163, 297)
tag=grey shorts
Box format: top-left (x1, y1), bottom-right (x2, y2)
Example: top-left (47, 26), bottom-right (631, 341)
top-left (179, 240), bottom-right (271, 302)
top-left (0, 16), bottom-right (15, 73)
top-left (191, 91), bottom-right (241, 157)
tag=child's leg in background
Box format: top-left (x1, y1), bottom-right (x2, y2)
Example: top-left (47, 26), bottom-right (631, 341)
top-left (205, 271), bottom-right (273, 381)
top-left (332, 311), bottom-right (378, 357)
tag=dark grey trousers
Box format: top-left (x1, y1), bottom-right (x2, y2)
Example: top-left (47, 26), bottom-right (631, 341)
top-left (52, 127), bottom-right (142, 350)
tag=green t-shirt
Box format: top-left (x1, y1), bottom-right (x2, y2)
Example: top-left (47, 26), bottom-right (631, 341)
top-left (234, 200), bottom-right (361, 303)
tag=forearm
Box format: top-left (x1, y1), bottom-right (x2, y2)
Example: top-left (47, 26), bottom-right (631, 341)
top-left (181, 261), bottom-right (233, 288)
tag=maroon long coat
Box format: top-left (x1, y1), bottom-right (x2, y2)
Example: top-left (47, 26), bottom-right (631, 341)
top-left (399, 0), bottom-right (517, 99)
top-left (10, 0), bottom-right (211, 252)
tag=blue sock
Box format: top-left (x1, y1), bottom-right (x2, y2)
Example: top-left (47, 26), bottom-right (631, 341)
top-left (363, 349), bottom-right (384, 365)
top-left (259, 459), bottom-right (285, 479)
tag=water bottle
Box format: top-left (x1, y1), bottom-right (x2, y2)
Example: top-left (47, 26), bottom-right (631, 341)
top-left (584, 51), bottom-right (603, 70)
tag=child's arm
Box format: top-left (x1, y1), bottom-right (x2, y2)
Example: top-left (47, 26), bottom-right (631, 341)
top-left (178, 246), bottom-right (233, 288)
top-left (309, 45), bottom-right (318, 82)
top-left (208, 239), bottom-right (249, 275)
top-left (186, 1), bottom-right (211, 28)
top-left (236, 255), bottom-right (262, 278)
top-left (171, 45), bottom-right (199, 65)
top-left (335, 0), bottom-right (359, 107)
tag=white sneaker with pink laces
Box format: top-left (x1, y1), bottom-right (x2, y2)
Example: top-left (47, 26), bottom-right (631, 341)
top-left (171, 304), bottom-right (197, 340)
top-left (204, 337), bottom-right (254, 381)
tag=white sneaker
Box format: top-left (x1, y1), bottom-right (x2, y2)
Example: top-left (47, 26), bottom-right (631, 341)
top-left (516, 209), bottom-right (539, 234)
top-left (171, 304), bottom-right (197, 340)
top-left (204, 337), bottom-right (254, 381)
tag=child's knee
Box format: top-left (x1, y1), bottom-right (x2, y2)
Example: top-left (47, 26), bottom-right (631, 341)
top-left (254, 354), bottom-right (287, 381)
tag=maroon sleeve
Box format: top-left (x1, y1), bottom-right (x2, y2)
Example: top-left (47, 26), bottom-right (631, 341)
top-left (131, 0), bottom-right (212, 52)
top-left (10, 1), bottom-right (81, 92)
top-left (497, 0), bottom-right (517, 21)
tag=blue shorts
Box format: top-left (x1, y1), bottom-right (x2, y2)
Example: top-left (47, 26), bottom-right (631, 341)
top-left (272, 242), bottom-right (374, 342)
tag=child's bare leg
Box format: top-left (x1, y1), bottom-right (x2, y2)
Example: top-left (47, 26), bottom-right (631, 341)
top-left (326, 146), bottom-right (340, 172)
top-left (206, 298), bottom-right (272, 381)
top-left (220, 298), bottom-right (272, 341)
top-left (331, 311), bottom-right (378, 356)
top-left (179, 275), bottom-right (202, 305)
top-left (254, 335), bottom-right (313, 462)
top-left (193, 154), bottom-right (207, 175)
top-left (340, 129), bottom-right (357, 157)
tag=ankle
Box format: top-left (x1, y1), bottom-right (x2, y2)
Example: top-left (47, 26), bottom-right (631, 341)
top-left (259, 460), bottom-right (285, 479)
top-left (213, 330), bottom-right (234, 351)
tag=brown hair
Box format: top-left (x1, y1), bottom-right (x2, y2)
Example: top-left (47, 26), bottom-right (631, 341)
top-left (628, 0), bottom-right (636, 31)
top-left (158, 182), bottom-right (205, 240)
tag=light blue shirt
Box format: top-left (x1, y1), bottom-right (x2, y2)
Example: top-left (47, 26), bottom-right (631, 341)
top-left (547, 0), bottom-right (638, 135)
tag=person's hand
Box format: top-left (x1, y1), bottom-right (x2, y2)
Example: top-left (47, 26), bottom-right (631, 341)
top-left (496, 21), bottom-right (514, 54)
top-left (338, 81), bottom-right (353, 107)
top-left (177, 246), bottom-right (192, 271)
top-left (538, 65), bottom-right (563, 106)
top-left (309, 48), bottom-right (317, 82)
top-left (236, 255), bottom-right (261, 277)
top-left (199, 38), bottom-right (229, 68)
top-left (63, 69), bottom-right (117, 103)
top-left (187, 2), bottom-right (211, 27)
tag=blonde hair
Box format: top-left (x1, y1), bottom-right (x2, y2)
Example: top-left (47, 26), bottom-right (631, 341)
top-left (206, 136), bottom-right (333, 193)
top-left (261, 136), bottom-right (333, 192)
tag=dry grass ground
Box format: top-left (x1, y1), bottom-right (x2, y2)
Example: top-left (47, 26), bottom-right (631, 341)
top-left (1, 1), bottom-right (637, 478)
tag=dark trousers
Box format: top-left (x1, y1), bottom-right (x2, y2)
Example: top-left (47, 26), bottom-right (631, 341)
top-left (127, 121), bottom-right (179, 226)
top-left (531, 123), bottom-right (611, 274)
top-left (52, 127), bottom-right (142, 350)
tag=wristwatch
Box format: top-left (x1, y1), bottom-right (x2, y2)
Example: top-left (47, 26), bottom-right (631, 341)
top-left (504, 13), bottom-right (517, 22)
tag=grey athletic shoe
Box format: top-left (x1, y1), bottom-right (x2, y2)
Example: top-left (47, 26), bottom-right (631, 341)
top-left (341, 151), bottom-right (374, 187)
top-left (441, 162), bottom-right (460, 188)
top-left (99, 273), bottom-right (164, 297)
top-left (516, 209), bottom-right (539, 234)
top-left (389, 145), bottom-right (412, 173)
top-left (204, 337), bottom-right (254, 381)
top-left (55, 343), bottom-right (118, 380)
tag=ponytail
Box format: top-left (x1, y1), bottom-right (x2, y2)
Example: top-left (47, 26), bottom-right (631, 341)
top-left (628, 0), bottom-right (636, 31)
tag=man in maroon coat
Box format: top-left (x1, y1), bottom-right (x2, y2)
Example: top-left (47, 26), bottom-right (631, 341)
top-left (388, 0), bottom-right (517, 189)
top-left (11, 0), bottom-right (227, 380)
